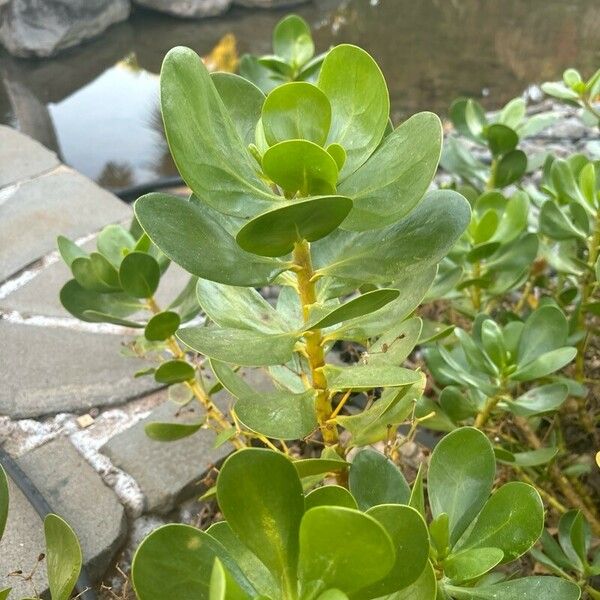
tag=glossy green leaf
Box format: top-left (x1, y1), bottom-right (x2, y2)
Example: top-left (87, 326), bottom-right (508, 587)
top-left (97, 224), bottom-right (136, 268)
top-left (316, 590), bottom-right (349, 600)
top-left (154, 359), bottom-right (195, 384)
top-left (273, 15), bottom-right (314, 66)
top-left (507, 383), bottom-right (569, 417)
top-left (339, 112), bottom-right (442, 230)
top-left (367, 317), bottom-right (422, 367)
top-left (494, 149), bottom-right (527, 187)
top-left (217, 449), bottom-right (304, 594)
top-left (135, 194), bottom-right (285, 286)
top-left (160, 46), bottom-right (278, 218)
top-left (262, 82), bottom-right (331, 146)
top-left (306, 289), bottom-right (399, 330)
top-left (178, 326), bottom-right (298, 366)
top-left (327, 143), bottom-right (346, 171)
top-left (132, 524), bottom-right (250, 600)
top-left (145, 311), bottom-right (181, 341)
top-left (298, 506), bottom-right (395, 597)
top-left (428, 427), bottom-right (496, 546)
top-left (57, 235), bottom-right (87, 267)
top-left (44, 514), bottom-right (82, 600)
top-left (196, 279), bottom-right (288, 334)
top-left (262, 140), bottom-right (338, 196)
top-left (60, 280), bottom-right (143, 323)
top-left (0, 465), bottom-right (7, 541)
top-left (293, 459), bottom-right (348, 479)
top-left (349, 449), bottom-right (410, 510)
top-left (145, 421), bottom-right (203, 441)
top-left (305, 486), bottom-right (357, 511)
top-left (236, 195), bottom-right (352, 257)
top-left (445, 576), bottom-right (581, 599)
top-left (119, 252), bottom-right (160, 298)
top-left (444, 548), bottom-right (504, 584)
top-left (357, 505), bottom-right (430, 598)
top-left (486, 124), bottom-right (518, 157)
top-left (458, 482), bottom-right (543, 562)
top-left (211, 72), bottom-right (264, 147)
top-left (517, 305), bottom-right (567, 365)
top-left (511, 347), bottom-right (577, 381)
top-left (314, 190), bottom-right (471, 284)
top-left (235, 388), bottom-right (317, 440)
top-left (324, 364), bottom-right (421, 391)
top-left (393, 561), bottom-right (437, 600)
top-left (318, 44), bottom-right (389, 177)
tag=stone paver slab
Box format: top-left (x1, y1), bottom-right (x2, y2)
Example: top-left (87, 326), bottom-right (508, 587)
top-left (0, 124), bottom-right (60, 187)
top-left (0, 320), bottom-right (158, 418)
top-left (0, 437), bottom-right (127, 596)
top-left (0, 167), bottom-right (130, 282)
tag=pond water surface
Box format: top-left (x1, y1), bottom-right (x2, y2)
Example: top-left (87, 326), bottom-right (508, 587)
top-left (1, 0), bottom-right (599, 191)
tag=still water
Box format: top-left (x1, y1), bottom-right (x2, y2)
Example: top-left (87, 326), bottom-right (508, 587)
top-left (1, 0), bottom-right (599, 191)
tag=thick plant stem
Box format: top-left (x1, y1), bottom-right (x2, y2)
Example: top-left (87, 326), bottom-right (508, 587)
top-left (147, 298), bottom-right (245, 450)
top-left (485, 158), bottom-right (497, 191)
top-left (292, 239), bottom-right (338, 446)
top-left (474, 394), bottom-right (501, 428)
top-left (515, 416), bottom-right (600, 536)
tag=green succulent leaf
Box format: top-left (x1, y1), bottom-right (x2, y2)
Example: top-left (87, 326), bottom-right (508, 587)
top-left (236, 196), bottom-right (353, 258)
top-left (511, 347), bottom-right (577, 381)
top-left (498, 97), bottom-right (526, 129)
top-left (44, 514), bottom-right (82, 600)
top-left (160, 46), bottom-right (278, 218)
top-left (318, 44), bottom-right (390, 177)
top-left (144, 421), bottom-right (203, 442)
top-left (339, 112), bottom-right (442, 231)
top-left (154, 359), bottom-right (195, 384)
top-left (119, 252), bottom-right (160, 299)
top-left (494, 149), bottom-right (527, 187)
top-left (262, 82), bottom-right (331, 146)
top-left (71, 254), bottom-right (120, 293)
top-left (393, 561), bottom-right (437, 600)
top-left (486, 124), bottom-right (518, 157)
top-left (273, 15), bottom-right (314, 66)
top-left (145, 311), bottom-right (181, 341)
top-left (135, 194), bottom-right (285, 286)
top-left (57, 235), bottom-right (87, 267)
top-left (506, 383), bottom-right (569, 417)
top-left (428, 427), bottom-right (496, 546)
top-left (367, 317), bottom-right (423, 367)
top-left (305, 486), bottom-right (358, 511)
top-left (293, 459), bottom-right (348, 479)
top-left (445, 576), bottom-right (581, 599)
top-left (298, 506), bottom-right (395, 598)
top-left (262, 140), bottom-right (339, 196)
top-left (323, 364), bottom-right (421, 391)
top-left (517, 305), bottom-right (567, 365)
top-left (217, 449), bottom-right (304, 594)
top-left (0, 465), bottom-right (8, 540)
top-left (349, 448), bottom-right (411, 510)
top-left (97, 224), bottom-right (136, 268)
top-left (443, 547), bottom-right (504, 585)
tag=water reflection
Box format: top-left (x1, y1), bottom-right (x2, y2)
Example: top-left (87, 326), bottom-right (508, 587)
top-left (1, 0), bottom-right (599, 189)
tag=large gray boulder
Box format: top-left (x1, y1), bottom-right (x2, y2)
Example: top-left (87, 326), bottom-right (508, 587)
top-left (0, 0), bottom-right (130, 57)
top-left (133, 0), bottom-right (231, 18)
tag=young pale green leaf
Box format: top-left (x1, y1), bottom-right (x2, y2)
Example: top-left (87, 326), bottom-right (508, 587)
top-left (517, 305), bottom-right (568, 365)
top-left (540, 201), bottom-right (588, 241)
top-left (71, 253), bottom-right (120, 293)
top-left (318, 44), bottom-right (389, 177)
top-left (144, 421), bottom-right (203, 442)
top-left (458, 482), bottom-right (543, 562)
top-left (196, 279), bottom-right (288, 334)
top-left (160, 46), bottom-right (278, 218)
top-left (449, 98), bottom-right (486, 142)
top-left (262, 140), bottom-right (339, 196)
top-left (262, 82), bottom-right (331, 146)
top-left (327, 143), bottom-right (346, 171)
top-left (486, 124), bottom-right (518, 157)
top-left (511, 347), bottom-right (577, 381)
top-left (494, 149), bottom-right (527, 187)
top-left (135, 194), bottom-right (285, 287)
top-left (235, 389), bottom-right (317, 440)
top-left (506, 383), bottom-right (569, 417)
top-left (443, 547), bottom-right (504, 585)
top-left (44, 514), bottom-right (82, 600)
top-left (57, 235), bottom-right (87, 267)
top-left (132, 524), bottom-right (251, 600)
top-left (60, 280), bottom-right (143, 323)
top-left (490, 191), bottom-right (529, 243)
top-left (349, 449), bottom-right (411, 510)
top-left (558, 510), bottom-right (588, 570)
top-left (409, 464), bottom-right (426, 517)
top-left (306, 289), bottom-right (399, 331)
top-left (211, 72), bottom-right (264, 147)
top-left (497, 447), bottom-right (558, 467)
top-left (356, 505), bottom-right (430, 598)
top-left (154, 359), bottom-right (195, 384)
top-left (236, 196), bottom-right (352, 258)
top-left (339, 112), bottom-right (442, 231)
top-left (313, 190), bottom-right (471, 284)
top-left (293, 459), bottom-right (348, 479)
top-left (393, 561), bottom-right (437, 600)
top-left (305, 486), bottom-right (357, 511)
top-left (178, 326), bottom-right (298, 366)
top-left (217, 449), bottom-right (304, 594)
top-left (0, 465), bottom-right (7, 540)
top-left (498, 97), bottom-right (526, 129)
top-left (316, 590), bottom-right (349, 600)
top-left (97, 224), bottom-right (136, 268)
top-left (298, 506), bottom-right (395, 597)
top-left (119, 252), bottom-right (160, 299)
top-left (323, 364), bottom-right (421, 391)
top-left (145, 311), bottom-right (181, 341)
top-left (428, 427), bottom-right (496, 546)
top-left (209, 559), bottom-right (226, 600)
top-left (239, 54), bottom-right (281, 94)
top-left (207, 521), bottom-right (279, 599)
top-left (273, 15), bottom-right (314, 66)
top-left (445, 576), bottom-right (581, 599)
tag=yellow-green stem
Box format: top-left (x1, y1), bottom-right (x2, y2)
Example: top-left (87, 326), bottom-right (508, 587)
top-left (474, 394), bottom-right (501, 428)
top-left (292, 240), bottom-right (338, 446)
